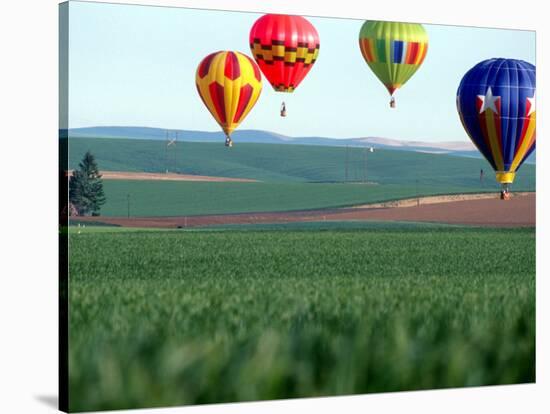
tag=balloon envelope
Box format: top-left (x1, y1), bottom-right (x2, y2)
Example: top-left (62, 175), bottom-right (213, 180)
top-left (195, 51), bottom-right (262, 138)
top-left (359, 21), bottom-right (428, 97)
top-left (456, 58), bottom-right (536, 184)
top-left (249, 14), bottom-right (320, 92)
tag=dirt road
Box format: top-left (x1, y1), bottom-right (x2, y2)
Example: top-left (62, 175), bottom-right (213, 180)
top-left (67, 170), bottom-right (257, 182)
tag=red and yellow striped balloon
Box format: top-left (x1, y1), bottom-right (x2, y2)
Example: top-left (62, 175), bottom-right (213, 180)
top-left (249, 14), bottom-right (320, 93)
top-left (196, 51), bottom-right (262, 143)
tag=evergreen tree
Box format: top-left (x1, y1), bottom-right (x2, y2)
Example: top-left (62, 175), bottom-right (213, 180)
top-left (69, 151), bottom-right (106, 216)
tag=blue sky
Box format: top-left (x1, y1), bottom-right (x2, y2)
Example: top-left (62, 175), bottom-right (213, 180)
top-left (66, 1), bottom-right (535, 141)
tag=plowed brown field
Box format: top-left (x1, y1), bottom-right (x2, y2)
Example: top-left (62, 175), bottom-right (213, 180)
top-left (76, 193), bottom-right (535, 228)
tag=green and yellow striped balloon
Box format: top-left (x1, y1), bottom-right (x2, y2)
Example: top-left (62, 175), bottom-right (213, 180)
top-left (359, 21), bottom-right (428, 106)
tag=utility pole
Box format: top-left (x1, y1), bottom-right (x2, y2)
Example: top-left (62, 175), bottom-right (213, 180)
top-left (364, 146), bottom-right (368, 183)
top-left (165, 130), bottom-right (169, 173)
top-left (164, 130), bottom-right (178, 174)
top-left (173, 131), bottom-right (178, 173)
top-left (345, 145), bottom-right (349, 183)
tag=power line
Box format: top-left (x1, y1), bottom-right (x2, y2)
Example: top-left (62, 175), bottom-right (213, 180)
top-left (345, 145), bottom-right (349, 183)
top-left (165, 130), bottom-right (178, 173)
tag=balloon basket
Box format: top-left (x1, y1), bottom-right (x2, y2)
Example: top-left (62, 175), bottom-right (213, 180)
top-left (499, 184), bottom-right (511, 201)
top-left (280, 101), bottom-right (287, 117)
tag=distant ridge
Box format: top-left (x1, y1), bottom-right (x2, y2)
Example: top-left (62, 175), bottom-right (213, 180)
top-left (63, 126), bottom-right (535, 163)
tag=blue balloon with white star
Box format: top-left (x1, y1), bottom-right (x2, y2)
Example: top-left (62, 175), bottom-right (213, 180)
top-left (456, 58), bottom-right (536, 185)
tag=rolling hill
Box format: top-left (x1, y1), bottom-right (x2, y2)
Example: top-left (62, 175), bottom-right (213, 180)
top-left (67, 137), bottom-right (535, 188)
top-left (65, 137), bottom-right (535, 217)
top-left (64, 126), bottom-right (536, 162)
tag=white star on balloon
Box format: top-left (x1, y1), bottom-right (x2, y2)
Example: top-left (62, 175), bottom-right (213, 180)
top-left (527, 92), bottom-right (536, 116)
top-left (478, 87), bottom-right (500, 114)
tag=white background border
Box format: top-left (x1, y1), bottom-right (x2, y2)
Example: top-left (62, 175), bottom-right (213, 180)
top-left (0, 0), bottom-right (547, 413)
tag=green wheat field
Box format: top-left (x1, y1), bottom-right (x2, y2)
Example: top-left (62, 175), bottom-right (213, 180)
top-left (68, 224), bottom-right (535, 412)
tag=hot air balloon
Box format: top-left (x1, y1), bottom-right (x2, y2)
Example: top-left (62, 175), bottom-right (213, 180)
top-left (249, 14), bottom-right (320, 116)
top-left (359, 21), bottom-right (428, 108)
top-left (457, 58), bottom-right (535, 196)
top-left (195, 51), bottom-right (262, 147)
